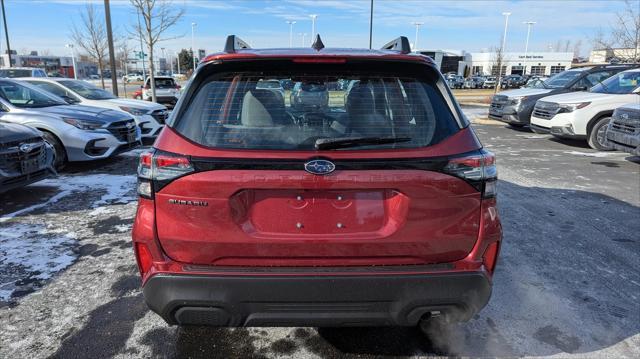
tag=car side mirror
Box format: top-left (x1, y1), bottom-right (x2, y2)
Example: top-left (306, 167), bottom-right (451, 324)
top-left (60, 95), bottom-right (77, 104)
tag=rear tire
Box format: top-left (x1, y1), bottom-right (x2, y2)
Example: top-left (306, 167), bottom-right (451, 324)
top-left (587, 116), bottom-right (613, 151)
top-left (41, 131), bottom-right (67, 170)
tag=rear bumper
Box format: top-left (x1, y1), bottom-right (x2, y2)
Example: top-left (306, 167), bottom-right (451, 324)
top-left (143, 270), bottom-right (492, 327)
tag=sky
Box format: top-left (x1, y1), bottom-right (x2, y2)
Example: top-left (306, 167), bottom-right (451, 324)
top-left (0, 0), bottom-right (630, 58)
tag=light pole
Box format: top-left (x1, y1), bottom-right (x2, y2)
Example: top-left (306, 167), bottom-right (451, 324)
top-left (1, 0), bottom-right (11, 68)
top-left (498, 12), bottom-right (511, 88)
top-left (286, 20), bottom-right (296, 48)
top-left (175, 51), bottom-right (180, 75)
top-left (522, 21), bottom-right (536, 76)
top-left (309, 14), bottom-right (317, 43)
top-left (120, 47), bottom-right (127, 97)
top-left (369, 0), bottom-right (373, 49)
top-left (65, 44), bottom-right (77, 79)
top-left (299, 33), bottom-right (307, 47)
top-left (136, 8), bottom-right (146, 79)
top-left (191, 22), bottom-right (197, 71)
top-left (161, 47), bottom-right (166, 73)
top-left (411, 22), bottom-right (424, 51)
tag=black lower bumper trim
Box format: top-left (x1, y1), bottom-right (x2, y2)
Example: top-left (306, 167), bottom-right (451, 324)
top-left (143, 271), bottom-right (491, 327)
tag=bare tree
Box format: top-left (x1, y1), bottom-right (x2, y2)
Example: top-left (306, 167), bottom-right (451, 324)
top-left (554, 40), bottom-right (562, 52)
top-left (592, 0), bottom-right (640, 62)
top-left (130, 0), bottom-right (184, 102)
top-left (116, 37), bottom-right (134, 74)
top-left (70, 4), bottom-right (108, 88)
top-left (563, 40), bottom-right (571, 53)
top-left (573, 39), bottom-right (582, 59)
top-left (491, 45), bottom-right (507, 93)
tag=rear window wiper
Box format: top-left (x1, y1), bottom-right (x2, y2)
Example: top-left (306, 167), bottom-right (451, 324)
top-left (315, 136), bottom-right (411, 150)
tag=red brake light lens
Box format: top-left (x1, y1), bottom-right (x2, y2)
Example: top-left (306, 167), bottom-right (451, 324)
top-left (483, 241), bottom-right (500, 275)
top-left (292, 58), bottom-right (347, 63)
top-left (155, 154), bottom-right (191, 168)
top-left (135, 243), bottom-right (153, 278)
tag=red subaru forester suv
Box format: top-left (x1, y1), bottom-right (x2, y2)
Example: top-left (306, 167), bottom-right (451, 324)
top-left (132, 35), bottom-right (502, 330)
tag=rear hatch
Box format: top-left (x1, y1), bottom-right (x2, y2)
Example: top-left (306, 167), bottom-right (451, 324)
top-left (147, 59), bottom-right (491, 267)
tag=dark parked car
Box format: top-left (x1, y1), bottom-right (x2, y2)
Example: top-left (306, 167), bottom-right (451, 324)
top-left (446, 74), bottom-right (464, 89)
top-left (463, 76), bottom-right (485, 89)
top-left (0, 121), bottom-right (56, 193)
top-left (500, 75), bottom-right (526, 89)
top-left (605, 103), bottom-right (640, 156)
top-left (489, 64), bottom-right (638, 127)
top-left (132, 35), bottom-right (502, 331)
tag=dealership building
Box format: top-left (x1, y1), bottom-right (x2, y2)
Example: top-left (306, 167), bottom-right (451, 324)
top-left (418, 50), bottom-right (574, 77)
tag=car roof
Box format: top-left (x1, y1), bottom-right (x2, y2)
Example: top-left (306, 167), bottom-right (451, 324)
top-left (17, 77), bottom-right (63, 82)
top-left (200, 47), bottom-right (434, 65)
top-left (0, 67), bottom-right (42, 70)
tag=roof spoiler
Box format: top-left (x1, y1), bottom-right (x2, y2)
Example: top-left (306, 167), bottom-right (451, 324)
top-left (380, 36), bottom-right (411, 54)
top-left (224, 35), bottom-right (251, 53)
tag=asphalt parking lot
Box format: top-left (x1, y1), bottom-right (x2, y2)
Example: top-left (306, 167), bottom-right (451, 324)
top-left (1, 107), bottom-right (639, 358)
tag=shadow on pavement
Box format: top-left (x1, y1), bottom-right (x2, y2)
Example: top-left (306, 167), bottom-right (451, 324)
top-left (4, 172), bottom-right (639, 357)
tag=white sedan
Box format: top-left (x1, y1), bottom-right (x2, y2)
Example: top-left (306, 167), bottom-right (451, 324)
top-left (24, 77), bottom-right (168, 140)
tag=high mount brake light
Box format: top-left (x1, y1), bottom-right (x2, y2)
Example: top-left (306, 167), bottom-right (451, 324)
top-left (443, 151), bottom-right (497, 198)
top-left (137, 150), bottom-right (194, 198)
top-left (292, 58), bottom-right (347, 64)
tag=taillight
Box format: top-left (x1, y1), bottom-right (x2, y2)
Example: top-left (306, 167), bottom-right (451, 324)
top-left (137, 150), bottom-right (194, 198)
top-left (483, 241), bottom-right (500, 275)
top-left (134, 242), bottom-right (153, 277)
top-left (443, 150), bottom-right (497, 199)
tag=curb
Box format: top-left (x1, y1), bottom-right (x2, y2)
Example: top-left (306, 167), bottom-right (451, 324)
top-left (471, 118), bottom-right (504, 126)
top-left (459, 102), bottom-right (490, 107)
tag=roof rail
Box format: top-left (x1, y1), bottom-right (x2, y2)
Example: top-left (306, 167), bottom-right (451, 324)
top-left (224, 35), bottom-right (251, 53)
top-left (380, 36), bottom-right (411, 54)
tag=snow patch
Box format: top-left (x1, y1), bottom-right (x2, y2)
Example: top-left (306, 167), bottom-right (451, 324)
top-left (0, 223), bottom-right (77, 301)
top-left (114, 224), bottom-right (131, 233)
top-left (119, 147), bottom-right (150, 158)
top-left (0, 174), bottom-right (136, 222)
top-left (564, 151), bottom-right (618, 158)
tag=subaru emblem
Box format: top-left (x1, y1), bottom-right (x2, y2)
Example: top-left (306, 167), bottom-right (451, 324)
top-left (19, 143), bottom-right (35, 153)
top-left (622, 113), bottom-right (629, 120)
top-left (304, 159), bottom-right (335, 175)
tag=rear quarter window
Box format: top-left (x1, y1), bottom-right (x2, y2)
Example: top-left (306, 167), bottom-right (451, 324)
top-left (172, 62), bottom-right (463, 151)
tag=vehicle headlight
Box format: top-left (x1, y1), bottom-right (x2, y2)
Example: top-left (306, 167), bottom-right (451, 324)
top-left (558, 102), bottom-right (591, 113)
top-left (509, 97), bottom-right (527, 105)
top-left (62, 118), bottom-right (106, 130)
top-left (119, 106), bottom-right (148, 116)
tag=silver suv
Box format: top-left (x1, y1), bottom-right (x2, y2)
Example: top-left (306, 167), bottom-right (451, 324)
top-left (0, 79), bottom-right (140, 167)
top-left (605, 103), bottom-right (640, 156)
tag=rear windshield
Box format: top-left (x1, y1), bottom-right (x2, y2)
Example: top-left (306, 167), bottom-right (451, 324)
top-left (173, 67), bottom-right (461, 151)
top-left (148, 78), bottom-right (176, 88)
top-left (545, 70), bottom-right (583, 88)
